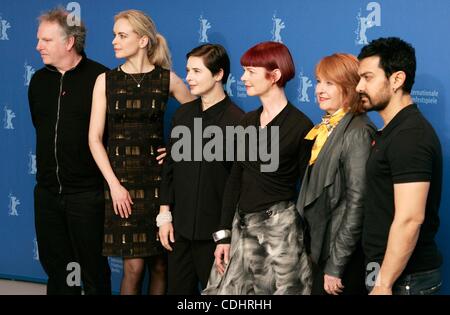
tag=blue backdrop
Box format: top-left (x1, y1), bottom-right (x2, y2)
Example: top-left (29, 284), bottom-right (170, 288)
top-left (1, 0), bottom-right (449, 294)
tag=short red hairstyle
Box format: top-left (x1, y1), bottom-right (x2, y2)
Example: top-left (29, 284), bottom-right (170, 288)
top-left (240, 41), bottom-right (295, 87)
top-left (315, 53), bottom-right (364, 113)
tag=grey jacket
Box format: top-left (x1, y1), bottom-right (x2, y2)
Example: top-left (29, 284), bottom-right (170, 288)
top-left (296, 112), bottom-right (375, 278)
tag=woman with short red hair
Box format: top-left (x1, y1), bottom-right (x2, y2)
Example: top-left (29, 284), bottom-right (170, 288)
top-left (203, 42), bottom-right (313, 295)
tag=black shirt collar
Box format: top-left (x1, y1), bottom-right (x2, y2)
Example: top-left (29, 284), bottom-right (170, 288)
top-left (379, 103), bottom-right (418, 137)
top-left (44, 51), bottom-right (87, 74)
top-left (198, 95), bottom-right (229, 118)
top-left (255, 101), bottom-right (291, 127)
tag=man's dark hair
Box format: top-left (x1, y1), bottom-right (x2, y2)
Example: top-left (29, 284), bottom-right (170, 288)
top-left (187, 44), bottom-right (230, 84)
top-left (358, 37), bottom-right (416, 93)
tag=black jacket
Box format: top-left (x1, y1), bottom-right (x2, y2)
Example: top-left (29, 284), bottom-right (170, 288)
top-left (296, 113), bottom-right (375, 278)
top-left (28, 53), bottom-right (108, 194)
top-left (160, 96), bottom-right (244, 240)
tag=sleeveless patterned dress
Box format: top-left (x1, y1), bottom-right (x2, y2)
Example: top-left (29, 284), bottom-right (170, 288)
top-left (102, 65), bottom-right (169, 257)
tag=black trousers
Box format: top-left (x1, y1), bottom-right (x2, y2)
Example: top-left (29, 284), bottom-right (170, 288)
top-left (167, 232), bottom-right (216, 295)
top-left (34, 184), bottom-right (111, 295)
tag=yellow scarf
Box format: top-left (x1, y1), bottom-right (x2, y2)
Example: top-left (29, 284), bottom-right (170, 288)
top-left (305, 108), bottom-right (348, 165)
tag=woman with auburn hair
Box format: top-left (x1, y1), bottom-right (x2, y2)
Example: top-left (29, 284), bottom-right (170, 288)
top-left (296, 53), bottom-right (375, 295)
top-left (204, 41), bottom-right (313, 295)
top-left (88, 9), bottom-right (194, 294)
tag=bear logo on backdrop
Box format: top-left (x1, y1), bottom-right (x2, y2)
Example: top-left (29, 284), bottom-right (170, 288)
top-left (28, 150), bottom-right (37, 175)
top-left (0, 14), bottom-right (11, 40)
top-left (24, 62), bottom-right (36, 87)
top-left (298, 70), bottom-right (313, 103)
top-left (225, 73), bottom-right (236, 97)
top-left (199, 14), bottom-right (211, 43)
top-left (3, 106), bottom-right (16, 130)
top-left (8, 193), bottom-right (20, 216)
top-left (271, 12), bottom-right (285, 43)
top-left (355, 2), bottom-right (381, 45)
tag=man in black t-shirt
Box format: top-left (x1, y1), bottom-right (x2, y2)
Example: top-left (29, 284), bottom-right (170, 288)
top-left (356, 37), bottom-right (442, 295)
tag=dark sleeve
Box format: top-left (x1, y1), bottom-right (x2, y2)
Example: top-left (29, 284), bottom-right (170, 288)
top-left (388, 128), bottom-right (433, 183)
top-left (218, 111), bottom-right (248, 231)
top-left (214, 109), bottom-right (246, 244)
top-left (297, 125), bottom-right (313, 184)
top-left (159, 115), bottom-right (177, 206)
top-left (324, 126), bottom-right (373, 277)
top-left (218, 162), bottom-right (243, 233)
top-left (28, 75), bottom-right (36, 128)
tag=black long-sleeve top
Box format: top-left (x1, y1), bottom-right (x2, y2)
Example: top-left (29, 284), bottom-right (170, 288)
top-left (219, 102), bottom-right (313, 231)
top-left (159, 96), bottom-right (244, 240)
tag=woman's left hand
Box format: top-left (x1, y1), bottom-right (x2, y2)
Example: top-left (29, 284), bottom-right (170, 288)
top-left (324, 274), bottom-right (344, 295)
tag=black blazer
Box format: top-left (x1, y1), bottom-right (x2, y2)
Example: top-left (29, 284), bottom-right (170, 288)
top-left (296, 112), bottom-right (375, 277)
top-left (160, 96), bottom-right (244, 240)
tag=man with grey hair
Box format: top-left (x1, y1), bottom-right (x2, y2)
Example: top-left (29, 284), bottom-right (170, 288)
top-left (28, 7), bottom-right (111, 294)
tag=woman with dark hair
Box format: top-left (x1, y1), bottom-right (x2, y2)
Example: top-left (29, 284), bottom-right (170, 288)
top-left (296, 53), bottom-right (375, 295)
top-left (203, 41), bottom-right (313, 295)
top-left (157, 43), bottom-right (244, 294)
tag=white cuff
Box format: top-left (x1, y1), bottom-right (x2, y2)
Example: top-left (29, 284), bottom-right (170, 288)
top-left (212, 229), bottom-right (231, 242)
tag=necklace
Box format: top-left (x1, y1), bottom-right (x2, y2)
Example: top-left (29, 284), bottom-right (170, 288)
top-left (119, 66), bottom-right (148, 88)
top-left (128, 72), bottom-right (147, 88)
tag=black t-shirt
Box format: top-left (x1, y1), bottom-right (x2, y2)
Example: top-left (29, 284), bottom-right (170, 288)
top-left (219, 102), bottom-right (313, 230)
top-left (362, 104), bottom-right (442, 275)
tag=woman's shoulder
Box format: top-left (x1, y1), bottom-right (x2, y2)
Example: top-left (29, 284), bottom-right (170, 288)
top-left (286, 103), bottom-right (314, 130)
top-left (238, 107), bottom-right (260, 126)
top-left (224, 98), bottom-right (245, 118)
top-left (104, 67), bottom-right (125, 81)
top-left (344, 113), bottom-right (376, 143)
top-left (173, 97), bottom-right (200, 119)
top-left (347, 113), bottom-right (376, 132)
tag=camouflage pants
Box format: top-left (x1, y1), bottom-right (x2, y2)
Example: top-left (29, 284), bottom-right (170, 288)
top-left (203, 201), bottom-right (312, 295)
